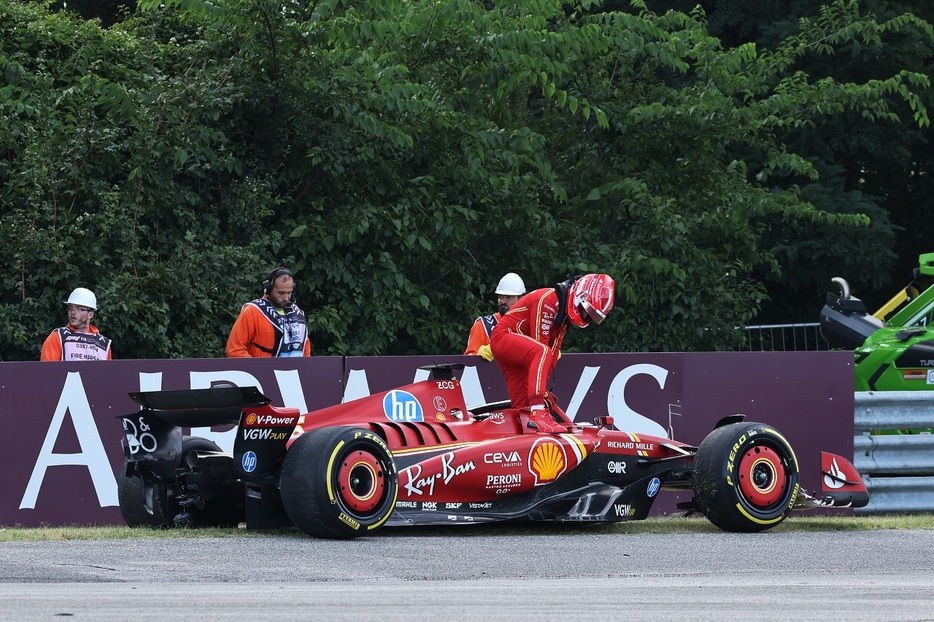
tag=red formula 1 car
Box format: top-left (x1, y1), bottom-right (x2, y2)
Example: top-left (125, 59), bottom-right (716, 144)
top-left (117, 364), bottom-right (868, 539)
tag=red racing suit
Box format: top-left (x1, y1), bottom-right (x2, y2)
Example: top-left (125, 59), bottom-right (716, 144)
top-left (489, 287), bottom-right (567, 409)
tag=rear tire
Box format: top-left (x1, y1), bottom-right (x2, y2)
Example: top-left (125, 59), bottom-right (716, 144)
top-left (117, 461), bottom-right (166, 527)
top-left (693, 422), bottom-right (800, 532)
top-left (117, 436), bottom-right (243, 528)
top-left (280, 427), bottom-right (398, 539)
top-left (176, 437), bottom-right (244, 528)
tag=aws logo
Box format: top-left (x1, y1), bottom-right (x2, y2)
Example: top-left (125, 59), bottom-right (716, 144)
top-left (529, 439), bottom-right (568, 486)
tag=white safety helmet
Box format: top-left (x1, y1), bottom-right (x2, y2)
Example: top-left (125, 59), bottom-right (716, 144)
top-left (495, 273), bottom-right (526, 296)
top-left (64, 287), bottom-right (98, 310)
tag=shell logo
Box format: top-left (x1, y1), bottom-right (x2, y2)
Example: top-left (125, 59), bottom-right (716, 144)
top-left (529, 439), bottom-right (567, 486)
top-left (245, 413), bottom-right (257, 426)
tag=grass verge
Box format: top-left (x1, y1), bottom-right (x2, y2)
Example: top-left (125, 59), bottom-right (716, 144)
top-left (2, 514), bottom-right (933, 542)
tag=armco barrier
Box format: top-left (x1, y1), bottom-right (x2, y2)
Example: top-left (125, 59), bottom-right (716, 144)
top-left (854, 391), bottom-right (934, 514)
top-left (0, 351), bottom-right (855, 526)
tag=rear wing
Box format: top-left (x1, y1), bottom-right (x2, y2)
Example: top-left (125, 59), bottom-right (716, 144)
top-left (118, 385), bottom-right (295, 482)
top-left (124, 386), bottom-right (270, 428)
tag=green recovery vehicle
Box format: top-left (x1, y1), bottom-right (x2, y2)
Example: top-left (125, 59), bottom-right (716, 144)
top-left (820, 251), bottom-right (934, 392)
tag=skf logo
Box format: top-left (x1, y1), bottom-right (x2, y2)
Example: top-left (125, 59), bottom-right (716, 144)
top-left (529, 439), bottom-right (567, 486)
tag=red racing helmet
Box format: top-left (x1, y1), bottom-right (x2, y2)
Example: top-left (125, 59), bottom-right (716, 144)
top-left (567, 273), bottom-right (615, 328)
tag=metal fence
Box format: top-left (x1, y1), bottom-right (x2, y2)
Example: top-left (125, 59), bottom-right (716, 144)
top-left (743, 322), bottom-right (829, 352)
top-left (852, 391), bottom-right (934, 514)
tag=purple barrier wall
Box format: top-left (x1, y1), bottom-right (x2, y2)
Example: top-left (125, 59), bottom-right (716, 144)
top-left (0, 352), bottom-right (854, 527)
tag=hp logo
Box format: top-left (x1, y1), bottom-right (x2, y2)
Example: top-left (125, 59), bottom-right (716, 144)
top-left (242, 451), bottom-right (257, 473)
top-left (383, 390), bottom-right (424, 422)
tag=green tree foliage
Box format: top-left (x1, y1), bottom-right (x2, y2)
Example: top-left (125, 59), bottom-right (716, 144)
top-left (0, 0), bottom-right (931, 359)
top-left (652, 0), bottom-right (934, 319)
top-left (0, 1), bottom-right (281, 358)
top-left (48, 0), bottom-right (138, 27)
top-left (760, 1), bottom-right (934, 319)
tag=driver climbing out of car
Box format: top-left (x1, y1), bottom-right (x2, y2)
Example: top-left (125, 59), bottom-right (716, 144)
top-left (490, 273), bottom-right (615, 433)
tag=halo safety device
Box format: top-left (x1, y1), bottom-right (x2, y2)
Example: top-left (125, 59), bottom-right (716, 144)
top-left (64, 288), bottom-right (98, 311)
top-left (495, 273), bottom-right (526, 296)
top-left (566, 273), bottom-right (615, 328)
top-left (263, 268), bottom-right (294, 295)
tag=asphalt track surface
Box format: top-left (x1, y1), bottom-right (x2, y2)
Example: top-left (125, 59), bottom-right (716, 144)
top-left (1, 525), bottom-right (933, 622)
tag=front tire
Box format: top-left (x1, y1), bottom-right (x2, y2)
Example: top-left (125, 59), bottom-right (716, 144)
top-left (693, 422), bottom-right (800, 532)
top-left (280, 427), bottom-right (398, 539)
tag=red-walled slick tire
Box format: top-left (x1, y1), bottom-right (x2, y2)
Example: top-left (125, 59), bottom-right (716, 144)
top-left (692, 422), bottom-right (800, 532)
top-left (280, 427), bottom-right (398, 539)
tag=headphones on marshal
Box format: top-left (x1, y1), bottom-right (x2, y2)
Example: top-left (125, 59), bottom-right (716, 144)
top-left (262, 267), bottom-right (294, 296)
